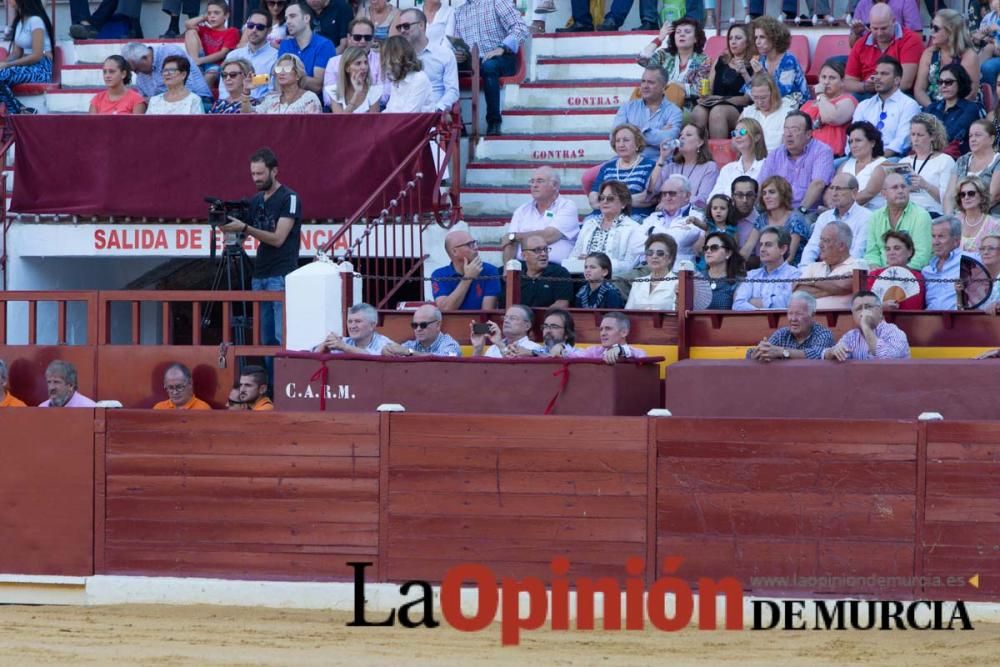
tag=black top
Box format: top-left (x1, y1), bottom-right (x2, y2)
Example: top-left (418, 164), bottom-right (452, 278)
top-left (249, 184), bottom-right (302, 279)
top-left (314, 0), bottom-right (354, 46)
top-left (712, 57), bottom-right (747, 99)
top-left (517, 261), bottom-right (575, 308)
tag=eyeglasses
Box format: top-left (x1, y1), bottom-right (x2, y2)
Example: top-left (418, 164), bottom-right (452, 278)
top-left (645, 249), bottom-right (668, 257)
top-left (704, 244), bottom-right (725, 252)
top-left (397, 21), bottom-right (421, 31)
top-left (245, 21), bottom-right (267, 31)
top-left (980, 245), bottom-right (1000, 252)
top-left (164, 383), bottom-right (189, 393)
top-left (525, 246), bottom-right (551, 254)
top-left (221, 71), bottom-right (244, 79)
top-left (541, 323), bottom-right (564, 330)
top-left (453, 239), bottom-right (478, 249)
top-left (411, 320), bottom-right (438, 329)
top-left (960, 190), bottom-right (980, 198)
top-left (661, 190), bottom-right (679, 197)
top-left (597, 195), bottom-right (617, 202)
top-left (939, 78), bottom-right (957, 86)
top-left (161, 68), bottom-right (180, 75)
top-left (350, 33), bottom-right (374, 41)
top-left (274, 64), bottom-right (294, 74)
top-left (827, 185), bottom-right (856, 192)
top-left (730, 127), bottom-right (747, 138)
top-left (732, 192), bottom-right (755, 199)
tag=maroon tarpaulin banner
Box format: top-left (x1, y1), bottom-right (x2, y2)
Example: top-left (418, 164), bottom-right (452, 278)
top-left (10, 113), bottom-right (440, 219)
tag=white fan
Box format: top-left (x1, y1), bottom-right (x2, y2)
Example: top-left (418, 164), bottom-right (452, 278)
top-left (871, 265), bottom-right (921, 304)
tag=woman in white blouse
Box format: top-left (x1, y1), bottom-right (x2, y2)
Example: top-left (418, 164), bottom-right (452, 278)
top-left (382, 35), bottom-right (434, 112)
top-left (146, 55), bottom-right (203, 115)
top-left (708, 117), bottom-right (767, 200)
top-left (838, 120), bottom-right (887, 210)
top-left (422, 0), bottom-right (455, 43)
top-left (905, 114), bottom-right (955, 216)
top-left (328, 47), bottom-right (381, 113)
top-left (565, 180), bottom-right (641, 275)
top-left (625, 233), bottom-right (679, 311)
top-left (738, 72), bottom-right (794, 152)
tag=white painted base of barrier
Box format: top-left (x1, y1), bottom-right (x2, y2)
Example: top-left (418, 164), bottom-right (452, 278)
top-left (1, 574), bottom-right (997, 629)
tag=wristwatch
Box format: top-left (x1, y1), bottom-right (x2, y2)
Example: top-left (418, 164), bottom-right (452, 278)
top-left (797, 206), bottom-right (809, 215)
top-left (782, 348), bottom-right (790, 359)
top-left (507, 232), bottom-right (516, 244)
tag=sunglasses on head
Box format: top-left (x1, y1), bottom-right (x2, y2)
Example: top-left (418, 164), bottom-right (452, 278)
top-left (351, 33), bottom-right (374, 41)
top-left (245, 21), bottom-right (267, 31)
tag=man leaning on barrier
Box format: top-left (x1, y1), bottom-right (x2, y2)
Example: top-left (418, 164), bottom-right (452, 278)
top-left (748, 291), bottom-right (834, 361)
top-left (576, 312), bottom-right (647, 366)
top-left (314, 303), bottom-right (396, 355)
top-left (382, 304), bottom-right (462, 357)
top-left (823, 290), bottom-right (910, 361)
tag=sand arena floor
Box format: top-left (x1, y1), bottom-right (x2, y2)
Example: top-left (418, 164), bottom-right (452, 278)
top-left (0, 604), bottom-right (998, 666)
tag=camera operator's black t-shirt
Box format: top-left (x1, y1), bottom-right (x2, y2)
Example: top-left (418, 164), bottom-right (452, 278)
top-left (249, 185), bottom-right (302, 279)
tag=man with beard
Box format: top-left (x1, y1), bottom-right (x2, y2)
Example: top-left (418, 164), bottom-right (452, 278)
top-left (219, 147), bottom-right (301, 349)
top-left (748, 291), bottom-right (834, 361)
top-left (39, 360), bottom-right (97, 408)
top-left (730, 176), bottom-right (759, 253)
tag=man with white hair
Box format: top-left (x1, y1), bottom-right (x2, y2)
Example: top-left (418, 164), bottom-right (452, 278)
top-left (922, 216), bottom-right (962, 311)
top-left (39, 360), bottom-right (97, 408)
top-left (801, 172), bottom-right (871, 265)
top-left (639, 174), bottom-right (704, 267)
top-left (0, 359), bottom-right (26, 407)
top-left (503, 167), bottom-right (580, 266)
top-left (121, 42), bottom-right (213, 101)
top-left (381, 304), bottom-right (462, 357)
top-left (748, 291), bottom-right (835, 361)
top-left (314, 303), bottom-right (396, 354)
top-left (794, 221), bottom-right (868, 310)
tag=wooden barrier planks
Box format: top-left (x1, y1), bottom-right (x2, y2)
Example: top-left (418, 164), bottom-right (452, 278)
top-left (655, 419), bottom-right (919, 597)
top-left (921, 422), bottom-right (1000, 601)
top-left (101, 411), bottom-right (381, 581)
top-left (385, 414), bottom-right (649, 583)
top-left (0, 409), bottom-right (95, 576)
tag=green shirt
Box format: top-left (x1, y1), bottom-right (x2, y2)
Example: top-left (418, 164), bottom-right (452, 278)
top-left (865, 202), bottom-right (933, 269)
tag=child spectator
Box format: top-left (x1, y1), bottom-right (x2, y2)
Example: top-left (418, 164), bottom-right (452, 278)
top-left (185, 0), bottom-right (241, 88)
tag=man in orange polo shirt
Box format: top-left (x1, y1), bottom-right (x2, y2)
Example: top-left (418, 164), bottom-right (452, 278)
top-left (153, 363), bottom-right (213, 410)
top-left (238, 365), bottom-right (273, 411)
top-left (0, 359), bottom-right (26, 407)
top-left (844, 4), bottom-right (922, 95)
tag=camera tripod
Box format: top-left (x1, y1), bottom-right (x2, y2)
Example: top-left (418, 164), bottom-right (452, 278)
top-left (202, 241), bottom-right (254, 351)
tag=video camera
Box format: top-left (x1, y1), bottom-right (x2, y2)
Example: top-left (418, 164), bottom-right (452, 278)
top-left (205, 197), bottom-right (251, 256)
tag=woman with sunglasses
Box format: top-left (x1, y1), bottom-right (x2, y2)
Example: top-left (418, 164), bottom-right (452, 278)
top-left (260, 0), bottom-right (288, 48)
top-left (798, 59), bottom-right (856, 158)
top-left (209, 58), bottom-right (253, 114)
top-left (915, 9), bottom-right (980, 108)
top-left (146, 55), bottom-right (204, 115)
top-left (837, 121), bottom-right (887, 210)
top-left (247, 53), bottom-right (322, 113)
top-left (570, 181), bottom-right (641, 276)
top-left (866, 230), bottom-right (926, 311)
top-left (922, 63), bottom-right (986, 157)
top-left (358, 0), bottom-right (400, 45)
top-left (953, 176), bottom-right (1000, 252)
top-left (574, 252), bottom-right (625, 309)
top-left (709, 118), bottom-right (766, 200)
top-left (943, 119), bottom-right (1000, 214)
top-left (699, 231), bottom-right (745, 310)
top-left (976, 233), bottom-right (1000, 313)
top-left (625, 234), bottom-right (680, 311)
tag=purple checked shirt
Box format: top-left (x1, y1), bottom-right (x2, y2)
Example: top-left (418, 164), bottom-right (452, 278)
top-left (757, 139), bottom-right (835, 211)
top-left (828, 321), bottom-right (910, 360)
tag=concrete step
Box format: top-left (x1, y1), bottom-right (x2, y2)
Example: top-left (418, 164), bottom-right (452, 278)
top-left (462, 187), bottom-right (590, 217)
top-left (530, 33), bottom-right (657, 59)
top-left (535, 56), bottom-right (639, 82)
top-left (60, 65), bottom-right (103, 88)
top-left (44, 89), bottom-right (98, 114)
top-left (465, 162), bottom-right (591, 188)
top-left (474, 135), bottom-right (609, 164)
top-left (73, 38), bottom-right (183, 64)
top-left (504, 81), bottom-right (637, 111)
top-left (502, 108), bottom-right (615, 135)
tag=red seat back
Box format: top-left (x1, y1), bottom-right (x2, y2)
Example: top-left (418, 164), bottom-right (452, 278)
top-left (708, 139), bottom-right (738, 168)
top-left (705, 35), bottom-right (727, 61)
top-left (789, 35), bottom-right (810, 75)
top-left (806, 33), bottom-right (851, 84)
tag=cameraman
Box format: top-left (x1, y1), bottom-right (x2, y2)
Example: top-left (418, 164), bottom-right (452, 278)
top-left (219, 147), bottom-right (301, 347)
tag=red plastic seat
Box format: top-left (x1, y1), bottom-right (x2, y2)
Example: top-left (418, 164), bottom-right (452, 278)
top-left (12, 45), bottom-right (62, 96)
top-left (788, 35), bottom-right (810, 75)
top-left (708, 139), bottom-right (738, 168)
top-left (806, 33), bottom-right (851, 84)
top-left (458, 49), bottom-right (526, 90)
top-left (705, 35), bottom-right (727, 61)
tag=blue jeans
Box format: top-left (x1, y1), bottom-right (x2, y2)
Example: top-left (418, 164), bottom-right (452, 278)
top-left (686, 0), bottom-right (704, 22)
top-left (252, 275), bottom-right (284, 346)
top-left (982, 58), bottom-right (1000, 95)
top-left (605, 0), bottom-right (658, 25)
top-left (481, 53), bottom-right (517, 124)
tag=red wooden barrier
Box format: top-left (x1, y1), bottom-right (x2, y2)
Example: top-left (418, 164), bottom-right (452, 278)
top-left (100, 411), bottom-right (381, 581)
top-left (0, 409), bottom-right (95, 575)
top-left (96, 346), bottom-right (235, 409)
top-left (0, 345), bottom-right (98, 406)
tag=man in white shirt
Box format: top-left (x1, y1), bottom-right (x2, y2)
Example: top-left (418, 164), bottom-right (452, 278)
top-left (397, 8), bottom-right (459, 112)
top-left (471, 305), bottom-right (543, 358)
top-left (639, 175), bottom-right (704, 266)
top-left (221, 9), bottom-right (278, 102)
top-left (800, 173), bottom-right (872, 264)
top-left (794, 222), bottom-right (868, 310)
top-left (504, 166), bottom-right (581, 266)
top-left (850, 55), bottom-right (920, 157)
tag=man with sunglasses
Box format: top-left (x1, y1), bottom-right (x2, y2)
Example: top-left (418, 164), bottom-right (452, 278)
top-left (322, 19), bottom-right (387, 108)
top-left (306, 0), bottom-right (353, 52)
top-left (432, 230), bottom-right (501, 311)
top-left (397, 8), bottom-right (459, 112)
top-left (509, 234), bottom-right (573, 309)
top-left (844, 3), bottom-right (921, 95)
top-left (850, 56), bottom-right (920, 157)
top-left (382, 304), bottom-right (462, 357)
top-left (220, 11), bottom-right (278, 103)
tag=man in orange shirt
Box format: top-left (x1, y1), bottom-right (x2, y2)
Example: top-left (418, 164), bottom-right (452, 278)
top-left (0, 359), bottom-right (26, 407)
top-left (153, 363), bottom-right (213, 410)
top-left (238, 365), bottom-right (273, 411)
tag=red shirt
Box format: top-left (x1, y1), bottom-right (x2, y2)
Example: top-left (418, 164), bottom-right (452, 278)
top-left (197, 25), bottom-right (240, 56)
top-left (845, 28), bottom-right (923, 82)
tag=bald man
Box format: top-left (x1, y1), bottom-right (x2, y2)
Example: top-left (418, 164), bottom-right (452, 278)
top-left (382, 304), bottom-right (462, 357)
top-left (431, 230), bottom-right (501, 311)
top-left (844, 3), bottom-right (922, 94)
